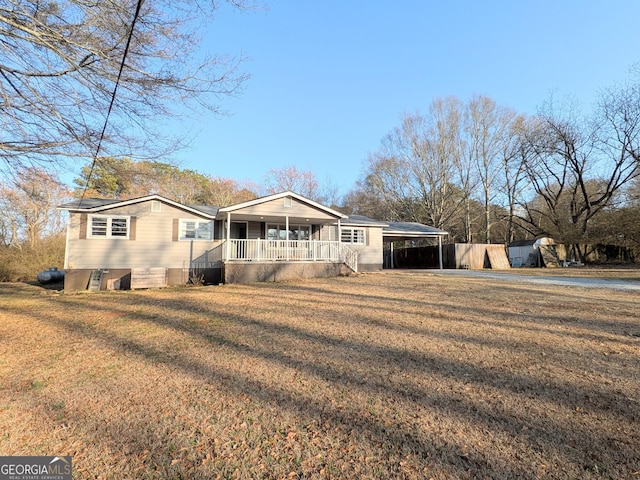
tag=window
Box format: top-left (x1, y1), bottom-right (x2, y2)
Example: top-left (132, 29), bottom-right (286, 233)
top-left (88, 215), bottom-right (130, 238)
top-left (179, 219), bottom-right (213, 241)
top-left (292, 226), bottom-right (310, 241)
top-left (267, 224), bottom-right (310, 241)
top-left (340, 227), bottom-right (365, 245)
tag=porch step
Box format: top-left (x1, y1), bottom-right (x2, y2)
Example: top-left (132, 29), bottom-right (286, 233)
top-left (88, 269), bottom-right (103, 291)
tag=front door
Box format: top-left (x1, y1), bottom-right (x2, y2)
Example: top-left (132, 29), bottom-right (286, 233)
top-left (230, 222), bottom-right (247, 240)
top-left (230, 222), bottom-right (248, 259)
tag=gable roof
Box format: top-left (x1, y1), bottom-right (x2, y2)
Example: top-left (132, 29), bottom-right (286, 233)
top-left (57, 197), bottom-right (122, 210)
top-left (218, 190), bottom-right (347, 219)
top-left (57, 194), bottom-right (219, 219)
top-left (57, 192), bottom-right (447, 239)
top-left (57, 191), bottom-right (346, 220)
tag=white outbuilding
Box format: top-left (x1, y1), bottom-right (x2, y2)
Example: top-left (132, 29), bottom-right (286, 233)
top-left (508, 237), bottom-right (555, 267)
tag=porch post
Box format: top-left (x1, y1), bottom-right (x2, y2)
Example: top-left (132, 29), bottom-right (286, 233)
top-left (438, 235), bottom-right (443, 270)
top-left (337, 219), bottom-right (341, 261)
top-left (285, 215), bottom-right (290, 261)
top-left (226, 212), bottom-right (231, 261)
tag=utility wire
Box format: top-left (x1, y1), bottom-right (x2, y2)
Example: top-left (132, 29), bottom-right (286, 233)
top-left (79, 0), bottom-right (145, 205)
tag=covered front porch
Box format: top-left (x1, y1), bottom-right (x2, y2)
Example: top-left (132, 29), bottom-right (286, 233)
top-left (215, 191), bottom-right (356, 283)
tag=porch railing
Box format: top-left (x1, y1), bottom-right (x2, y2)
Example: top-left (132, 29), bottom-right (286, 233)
top-left (225, 239), bottom-right (358, 272)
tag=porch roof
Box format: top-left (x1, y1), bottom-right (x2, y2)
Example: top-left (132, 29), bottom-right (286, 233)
top-left (216, 190), bottom-right (347, 222)
top-left (383, 221), bottom-right (448, 241)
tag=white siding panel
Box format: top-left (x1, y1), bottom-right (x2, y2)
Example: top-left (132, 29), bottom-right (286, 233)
top-left (508, 246), bottom-right (536, 267)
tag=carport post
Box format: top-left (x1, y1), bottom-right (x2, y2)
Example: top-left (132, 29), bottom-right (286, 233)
top-left (438, 235), bottom-right (443, 270)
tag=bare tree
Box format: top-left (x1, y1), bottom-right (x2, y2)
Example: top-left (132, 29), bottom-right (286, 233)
top-left (464, 95), bottom-right (520, 243)
top-left (0, 168), bottom-right (70, 248)
top-left (499, 115), bottom-right (532, 243)
top-left (354, 97), bottom-right (534, 241)
top-left (340, 179), bottom-right (391, 219)
top-left (263, 166), bottom-right (321, 201)
top-left (198, 176), bottom-right (258, 206)
top-left (363, 100), bottom-right (466, 231)
top-left (520, 78), bottom-right (640, 254)
top-left (0, 0), bottom-right (252, 174)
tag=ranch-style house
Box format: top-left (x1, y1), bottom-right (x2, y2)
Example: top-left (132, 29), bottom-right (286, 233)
top-left (58, 191), bottom-right (447, 290)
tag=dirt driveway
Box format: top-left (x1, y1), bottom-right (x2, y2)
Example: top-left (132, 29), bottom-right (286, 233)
top-left (397, 268), bottom-right (640, 291)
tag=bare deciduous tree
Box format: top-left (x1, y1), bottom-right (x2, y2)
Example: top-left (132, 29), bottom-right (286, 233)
top-left (363, 100), bottom-right (466, 231)
top-left (198, 176), bottom-right (258, 206)
top-left (520, 78), bottom-right (640, 253)
top-left (464, 95), bottom-right (520, 243)
top-left (0, 168), bottom-right (70, 248)
top-left (0, 0), bottom-right (252, 174)
top-left (500, 115), bottom-right (533, 243)
top-left (263, 166), bottom-right (321, 201)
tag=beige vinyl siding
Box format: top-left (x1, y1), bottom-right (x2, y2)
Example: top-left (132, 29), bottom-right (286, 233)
top-left (315, 224), bottom-right (383, 267)
top-left (229, 197), bottom-right (338, 221)
top-left (248, 221), bottom-right (262, 239)
top-left (345, 226), bottom-right (383, 266)
top-left (318, 224), bottom-right (338, 241)
top-left (65, 200), bottom-right (221, 270)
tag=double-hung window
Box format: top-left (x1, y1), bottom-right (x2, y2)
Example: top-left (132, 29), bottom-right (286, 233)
top-left (179, 219), bottom-right (213, 241)
top-left (88, 215), bottom-right (129, 239)
top-left (340, 227), bottom-right (365, 245)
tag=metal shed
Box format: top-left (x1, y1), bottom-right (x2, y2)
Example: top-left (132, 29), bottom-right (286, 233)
top-left (508, 237), bottom-right (555, 267)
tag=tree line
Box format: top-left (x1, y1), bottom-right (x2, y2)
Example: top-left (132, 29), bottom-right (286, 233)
top-left (4, 71), bottom-right (640, 262)
top-left (2, 1), bottom-right (639, 280)
top-left (343, 77), bottom-right (640, 255)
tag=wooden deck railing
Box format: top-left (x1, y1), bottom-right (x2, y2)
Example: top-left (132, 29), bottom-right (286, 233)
top-left (225, 239), bottom-right (357, 272)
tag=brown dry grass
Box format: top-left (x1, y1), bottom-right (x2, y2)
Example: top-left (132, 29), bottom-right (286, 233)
top-left (1, 271), bottom-right (639, 479)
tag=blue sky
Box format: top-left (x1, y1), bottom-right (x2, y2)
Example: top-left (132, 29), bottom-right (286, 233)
top-left (171, 0), bottom-right (640, 197)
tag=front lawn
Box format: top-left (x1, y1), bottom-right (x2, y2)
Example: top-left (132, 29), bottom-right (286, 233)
top-left (1, 272), bottom-right (638, 479)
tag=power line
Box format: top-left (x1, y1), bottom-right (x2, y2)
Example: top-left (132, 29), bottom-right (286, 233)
top-left (79, 0), bottom-right (145, 205)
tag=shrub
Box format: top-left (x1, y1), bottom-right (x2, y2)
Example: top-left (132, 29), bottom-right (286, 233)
top-left (0, 234), bottom-right (66, 282)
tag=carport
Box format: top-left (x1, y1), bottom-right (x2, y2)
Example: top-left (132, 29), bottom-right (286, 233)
top-left (383, 222), bottom-right (448, 270)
